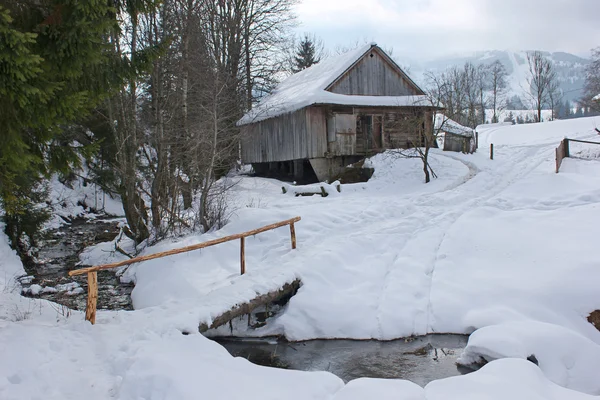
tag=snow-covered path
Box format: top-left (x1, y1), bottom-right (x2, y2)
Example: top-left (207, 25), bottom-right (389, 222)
top-left (275, 143), bottom-right (553, 339)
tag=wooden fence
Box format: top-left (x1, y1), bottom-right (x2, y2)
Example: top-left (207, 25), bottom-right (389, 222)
top-left (556, 138), bottom-right (600, 173)
top-left (555, 139), bottom-right (568, 173)
top-left (69, 216), bottom-right (301, 324)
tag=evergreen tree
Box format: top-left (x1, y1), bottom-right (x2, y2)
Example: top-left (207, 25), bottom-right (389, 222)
top-left (292, 34), bottom-right (322, 73)
top-left (0, 1), bottom-right (153, 249)
top-left (563, 99), bottom-right (572, 119)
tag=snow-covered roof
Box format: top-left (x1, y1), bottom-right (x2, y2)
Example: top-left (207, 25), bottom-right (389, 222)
top-left (593, 93), bottom-right (600, 102)
top-left (435, 115), bottom-right (474, 137)
top-left (238, 44), bottom-right (432, 125)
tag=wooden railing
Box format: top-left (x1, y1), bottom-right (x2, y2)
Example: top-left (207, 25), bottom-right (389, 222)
top-left (69, 216), bottom-right (301, 324)
top-left (555, 139), bottom-right (568, 173)
top-left (556, 138), bottom-right (600, 173)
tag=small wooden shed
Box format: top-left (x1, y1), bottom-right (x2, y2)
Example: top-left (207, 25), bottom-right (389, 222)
top-left (238, 43), bottom-right (440, 182)
top-left (435, 116), bottom-right (475, 154)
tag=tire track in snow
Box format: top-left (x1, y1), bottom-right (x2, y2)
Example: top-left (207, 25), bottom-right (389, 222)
top-left (273, 143), bottom-right (556, 339)
top-left (372, 144), bottom-right (551, 337)
top-left (423, 144), bottom-right (556, 333)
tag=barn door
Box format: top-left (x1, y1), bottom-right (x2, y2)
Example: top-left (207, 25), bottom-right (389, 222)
top-left (373, 115), bottom-right (382, 149)
top-left (360, 115), bottom-right (382, 151)
top-left (363, 116), bottom-right (373, 150)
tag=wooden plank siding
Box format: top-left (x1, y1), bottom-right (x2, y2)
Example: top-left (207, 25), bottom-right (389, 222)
top-left (306, 107), bottom-right (328, 158)
top-left (240, 108), bottom-right (328, 163)
top-left (327, 49), bottom-right (422, 96)
top-left (241, 105), bottom-right (435, 163)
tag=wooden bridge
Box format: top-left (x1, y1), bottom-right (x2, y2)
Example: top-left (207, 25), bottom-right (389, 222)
top-left (69, 217), bottom-right (301, 326)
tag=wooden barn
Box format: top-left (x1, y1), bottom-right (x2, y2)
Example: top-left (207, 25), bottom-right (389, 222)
top-left (237, 43), bottom-right (440, 182)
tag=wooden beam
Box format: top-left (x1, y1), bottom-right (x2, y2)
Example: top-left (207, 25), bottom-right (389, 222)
top-left (69, 216), bottom-right (301, 276)
top-left (86, 271), bottom-right (98, 324)
top-left (240, 237), bottom-right (246, 275)
top-left (290, 223), bottom-right (296, 250)
top-left (198, 279), bottom-right (301, 333)
top-left (566, 138), bottom-right (600, 145)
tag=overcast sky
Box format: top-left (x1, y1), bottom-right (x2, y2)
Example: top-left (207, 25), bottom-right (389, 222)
top-left (293, 0), bottom-right (600, 61)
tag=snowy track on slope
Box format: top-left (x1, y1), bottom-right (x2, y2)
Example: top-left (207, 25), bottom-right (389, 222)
top-left (276, 143), bottom-right (555, 340)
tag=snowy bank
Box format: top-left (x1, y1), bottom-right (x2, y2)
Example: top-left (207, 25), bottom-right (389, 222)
top-left (458, 321), bottom-right (600, 394)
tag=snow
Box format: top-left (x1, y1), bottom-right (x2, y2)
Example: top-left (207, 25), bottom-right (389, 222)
top-left (425, 358), bottom-right (597, 400)
top-left (238, 44), bottom-right (430, 125)
top-left (47, 174), bottom-right (124, 229)
top-left (435, 115), bottom-right (473, 137)
top-left (0, 223), bottom-right (26, 286)
top-left (3, 117), bottom-right (600, 398)
top-left (458, 321), bottom-right (600, 394)
top-left (480, 108), bottom-right (553, 124)
top-left (478, 116), bottom-right (600, 147)
top-left (282, 180), bottom-right (342, 196)
top-left (593, 93), bottom-right (600, 101)
top-left (332, 378), bottom-right (424, 400)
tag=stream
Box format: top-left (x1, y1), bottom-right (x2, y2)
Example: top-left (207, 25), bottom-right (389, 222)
top-left (19, 216), bottom-right (134, 311)
top-left (217, 334), bottom-right (469, 385)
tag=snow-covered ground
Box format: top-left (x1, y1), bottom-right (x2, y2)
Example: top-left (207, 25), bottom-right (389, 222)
top-left (47, 172), bottom-right (124, 230)
top-left (2, 116), bottom-right (600, 399)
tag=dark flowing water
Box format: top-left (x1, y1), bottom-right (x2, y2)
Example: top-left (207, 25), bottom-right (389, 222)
top-left (20, 217), bottom-right (134, 311)
top-left (217, 334), bottom-right (468, 385)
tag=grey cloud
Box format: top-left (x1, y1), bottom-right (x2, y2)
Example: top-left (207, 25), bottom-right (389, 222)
top-left (296, 0), bottom-right (600, 59)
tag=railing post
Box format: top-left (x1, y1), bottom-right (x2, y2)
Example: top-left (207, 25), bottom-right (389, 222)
top-left (490, 143), bottom-right (494, 160)
top-left (290, 222), bottom-right (296, 249)
top-left (240, 237), bottom-right (246, 275)
top-left (85, 271), bottom-right (98, 324)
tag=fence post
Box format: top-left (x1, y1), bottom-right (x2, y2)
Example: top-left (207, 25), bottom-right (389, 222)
top-left (564, 139), bottom-right (570, 157)
top-left (85, 271), bottom-right (98, 324)
top-left (290, 222), bottom-right (296, 249)
top-left (490, 143), bottom-right (494, 160)
top-left (240, 237), bottom-right (246, 275)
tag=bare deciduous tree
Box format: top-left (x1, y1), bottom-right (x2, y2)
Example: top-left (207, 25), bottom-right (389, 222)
top-left (388, 84), bottom-right (448, 183)
top-left (488, 60), bottom-right (508, 123)
top-left (87, 0), bottom-right (298, 246)
top-left (526, 51), bottom-right (558, 122)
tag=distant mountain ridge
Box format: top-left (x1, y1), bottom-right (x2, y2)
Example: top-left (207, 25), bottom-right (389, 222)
top-left (408, 50), bottom-right (589, 105)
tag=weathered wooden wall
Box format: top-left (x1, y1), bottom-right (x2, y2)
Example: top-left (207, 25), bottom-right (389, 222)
top-left (240, 108), bottom-right (328, 163)
top-left (241, 106), bottom-right (433, 163)
top-left (327, 49), bottom-right (422, 96)
top-left (327, 112), bottom-right (357, 156)
top-left (328, 107), bottom-right (430, 155)
top-left (443, 132), bottom-right (473, 153)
